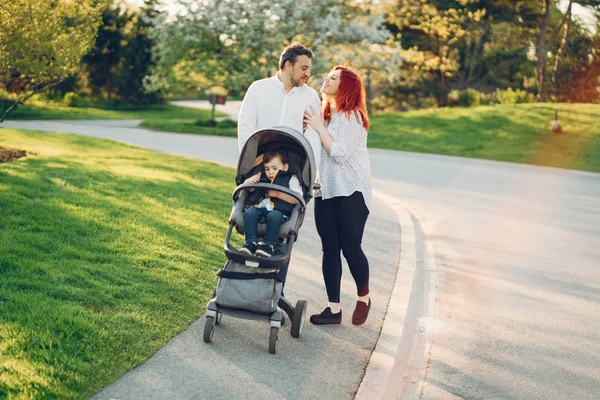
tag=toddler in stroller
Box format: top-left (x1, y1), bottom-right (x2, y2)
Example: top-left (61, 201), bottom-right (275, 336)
top-left (204, 126), bottom-right (317, 354)
top-left (240, 149), bottom-right (303, 258)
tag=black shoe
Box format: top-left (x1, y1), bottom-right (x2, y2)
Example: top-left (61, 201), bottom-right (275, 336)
top-left (310, 307), bottom-right (342, 325)
top-left (240, 241), bottom-right (257, 255)
top-left (255, 243), bottom-right (273, 258)
top-left (352, 299), bottom-right (371, 325)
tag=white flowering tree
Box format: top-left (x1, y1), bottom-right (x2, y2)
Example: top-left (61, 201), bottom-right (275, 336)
top-left (147, 0), bottom-right (392, 95)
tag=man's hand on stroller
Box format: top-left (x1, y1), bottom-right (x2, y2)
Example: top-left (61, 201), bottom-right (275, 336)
top-left (244, 173), bottom-right (261, 184)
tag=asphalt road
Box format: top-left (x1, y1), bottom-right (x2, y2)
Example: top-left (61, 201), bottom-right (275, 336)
top-left (4, 107), bottom-right (599, 399)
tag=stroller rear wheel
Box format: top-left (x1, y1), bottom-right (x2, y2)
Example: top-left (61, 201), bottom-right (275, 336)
top-left (291, 300), bottom-right (307, 338)
top-left (269, 326), bottom-right (279, 354)
top-left (203, 316), bottom-right (215, 343)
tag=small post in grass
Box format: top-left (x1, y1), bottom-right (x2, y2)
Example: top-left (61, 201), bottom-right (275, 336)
top-left (206, 86), bottom-right (228, 121)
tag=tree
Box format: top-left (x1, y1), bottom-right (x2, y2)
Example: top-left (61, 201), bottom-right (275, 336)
top-left (148, 0), bottom-right (390, 96)
top-left (80, 0), bottom-right (163, 105)
top-left (0, 0), bottom-right (104, 121)
top-left (386, 0), bottom-right (487, 106)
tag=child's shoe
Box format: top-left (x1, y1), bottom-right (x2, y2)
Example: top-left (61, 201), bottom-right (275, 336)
top-left (255, 243), bottom-right (273, 258)
top-left (240, 241), bottom-right (258, 255)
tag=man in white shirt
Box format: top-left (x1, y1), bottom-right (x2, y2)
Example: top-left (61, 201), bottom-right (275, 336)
top-left (237, 43), bottom-right (322, 300)
top-left (237, 42), bottom-right (322, 168)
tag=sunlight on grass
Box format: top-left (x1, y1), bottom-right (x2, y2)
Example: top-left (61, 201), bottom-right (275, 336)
top-left (0, 128), bottom-right (236, 398)
top-left (6, 103), bottom-right (225, 121)
top-left (369, 103), bottom-right (600, 172)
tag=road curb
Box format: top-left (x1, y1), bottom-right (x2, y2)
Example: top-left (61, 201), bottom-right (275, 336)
top-left (355, 191), bottom-right (425, 400)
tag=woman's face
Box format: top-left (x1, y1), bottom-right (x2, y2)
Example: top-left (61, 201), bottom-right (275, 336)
top-left (321, 69), bottom-right (341, 96)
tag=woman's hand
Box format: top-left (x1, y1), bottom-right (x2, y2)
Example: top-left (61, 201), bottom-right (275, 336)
top-left (304, 106), bottom-right (325, 131)
top-left (267, 189), bottom-right (278, 198)
top-left (244, 172), bottom-right (261, 184)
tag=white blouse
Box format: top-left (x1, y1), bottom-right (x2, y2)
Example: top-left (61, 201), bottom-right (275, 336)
top-left (315, 111), bottom-right (372, 210)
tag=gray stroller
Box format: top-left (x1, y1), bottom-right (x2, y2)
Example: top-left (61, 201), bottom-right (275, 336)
top-left (203, 126), bottom-right (317, 354)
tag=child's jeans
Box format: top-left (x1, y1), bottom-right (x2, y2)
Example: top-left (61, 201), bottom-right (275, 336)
top-left (243, 207), bottom-right (289, 245)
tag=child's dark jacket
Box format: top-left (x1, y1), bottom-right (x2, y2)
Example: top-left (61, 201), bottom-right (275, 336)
top-left (246, 170), bottom-right (298, 214)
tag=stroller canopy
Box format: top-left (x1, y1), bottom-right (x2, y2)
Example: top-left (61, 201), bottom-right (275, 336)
top-left (236, 126), bottom-right (317, 192)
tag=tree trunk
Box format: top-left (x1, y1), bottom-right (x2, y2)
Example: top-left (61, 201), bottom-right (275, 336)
top-left (551, 1), bottom-right (572, 94)
top-left (535, 0), bottom-right (551, 102)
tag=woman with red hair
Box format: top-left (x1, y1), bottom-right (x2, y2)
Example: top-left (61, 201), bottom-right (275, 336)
top-left (304, 65), bottom-right (372, 326)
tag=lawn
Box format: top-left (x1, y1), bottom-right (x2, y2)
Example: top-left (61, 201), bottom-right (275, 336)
top-left (4, 103), bottom-right (224, 120)
top-left (140, 118), bottom-right (237, 137)
top-left (369, 103), bottom-right (600, 172)
top-left (0, 128), bottom-right (235, 399)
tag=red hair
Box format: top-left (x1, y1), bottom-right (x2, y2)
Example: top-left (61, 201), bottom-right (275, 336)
top-left (322, 65), bottom-right (369, 130)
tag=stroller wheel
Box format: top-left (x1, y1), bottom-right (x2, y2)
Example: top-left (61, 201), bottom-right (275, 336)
top-left (269, 326), bottom-right (279, 354)
top-left (291, 300), bottom-right (308, 338)
top-left (203, 316), bottom-right (215, 343)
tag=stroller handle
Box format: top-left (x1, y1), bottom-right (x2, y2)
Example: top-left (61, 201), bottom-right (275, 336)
top-left (233, 183), bottom-right (307, 209)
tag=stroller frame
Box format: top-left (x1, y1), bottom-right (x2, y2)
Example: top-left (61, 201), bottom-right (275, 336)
top-left (203, 127), bottom-right (316, 354)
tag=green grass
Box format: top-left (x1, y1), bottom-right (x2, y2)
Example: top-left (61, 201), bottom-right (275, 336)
top-left (369, 103), bottom-right (600, 172)
top-left (5, 103), bottom-right (225, 120)
top-left (0, 129), bottom-right (236, 399)
top-left (140, 119), bottom-right (237, 136)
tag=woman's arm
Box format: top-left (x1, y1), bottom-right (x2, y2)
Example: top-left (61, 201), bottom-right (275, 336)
top-left (304, 106), bottom-right (333, 152)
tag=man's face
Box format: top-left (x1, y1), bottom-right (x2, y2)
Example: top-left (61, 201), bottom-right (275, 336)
top-left (289, 55), bottom-right (312, 87)
top-left (264, 156), bottom-right (288, 180)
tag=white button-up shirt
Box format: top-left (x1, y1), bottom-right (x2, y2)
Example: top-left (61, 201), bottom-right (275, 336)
top-left (237, 73), bottom-right (322, 168)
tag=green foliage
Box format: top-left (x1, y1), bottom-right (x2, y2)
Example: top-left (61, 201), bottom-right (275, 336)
top-left (216, 119), bottom-right (238, 129)
top-left (447, 88), bottom-right (489, 107)
top-left (0, 128), bottom-right (234, 398)
top-left (0, 0), bottom-right (104, 120)
top-left (149, 0), bottom-right (390, 95)
top-left (77, 1), bottom-right (164, 106)
top-left (193, 119), bottom-right (218, 127)
top-left (63, 92), bottom-right (92, 108)
top-left (496, 87), bottom-right (536, 104)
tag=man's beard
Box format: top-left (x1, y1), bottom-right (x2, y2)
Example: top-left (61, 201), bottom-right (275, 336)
top-left (291, 76), bottom-right (305, 87)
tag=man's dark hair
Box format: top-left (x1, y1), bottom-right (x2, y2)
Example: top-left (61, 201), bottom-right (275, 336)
top-left (263, 150), bottom-right (288, 165)
top-left (279, 43), bottom-right (313, 70)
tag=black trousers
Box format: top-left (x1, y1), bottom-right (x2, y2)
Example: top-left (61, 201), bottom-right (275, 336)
top-left (314, 191), bottom-right (370, 303)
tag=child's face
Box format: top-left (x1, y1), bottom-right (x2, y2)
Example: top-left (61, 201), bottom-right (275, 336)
top-left (264, 156), bottom-right (288, 180)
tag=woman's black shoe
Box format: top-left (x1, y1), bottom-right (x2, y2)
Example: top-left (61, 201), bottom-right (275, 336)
top-left (310, 307), bottom-right (342, 325)
top-left (352, 299), bottom-right (371, 325)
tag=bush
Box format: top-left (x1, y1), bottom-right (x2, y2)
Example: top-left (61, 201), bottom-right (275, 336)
top-left (216, 119), bottom-right (237, 128)
top-left (194, 119), bottom-right (217, 127)
top-left (63, 92), bottom-right (92, 108)
top-left (447, 89), bottom-right (488, 107)
top-left (496, 88), bottom-right (536, 105)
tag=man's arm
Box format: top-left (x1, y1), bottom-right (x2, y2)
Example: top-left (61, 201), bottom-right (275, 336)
top-left (237, 82), bottom-right (259, 152)
top-left (303, 89), bottom-right (323, 170)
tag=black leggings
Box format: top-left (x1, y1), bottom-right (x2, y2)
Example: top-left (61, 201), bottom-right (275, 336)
top-left (314, 191), bottom-right (370, 303)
